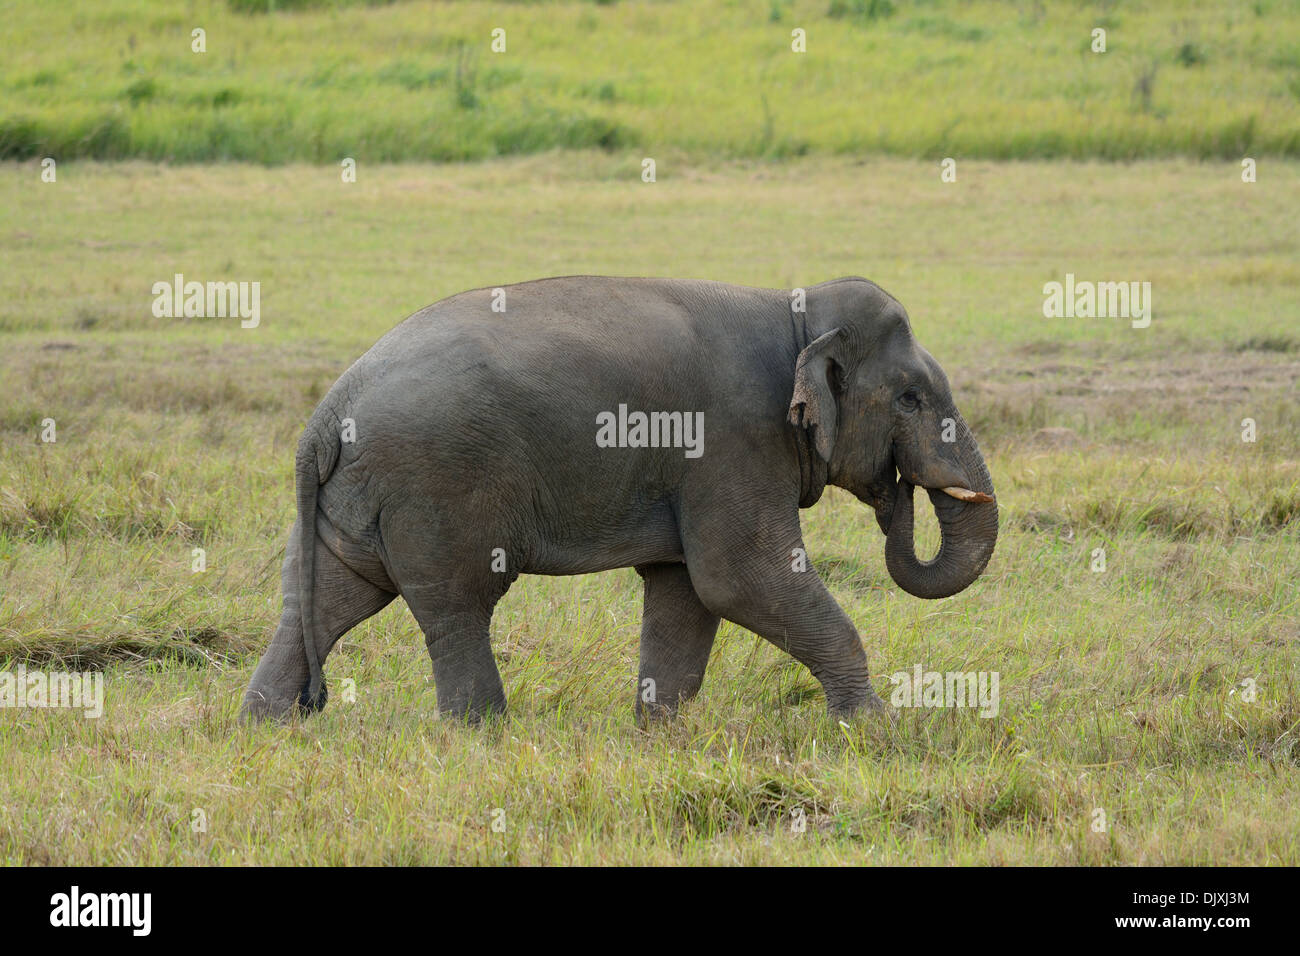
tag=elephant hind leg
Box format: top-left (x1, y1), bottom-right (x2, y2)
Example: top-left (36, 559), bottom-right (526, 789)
top-left (400, 584), bottom-right (507, 722)
top-left (242, 520), bottom-right (395, 721)
top-left (378, 504), bottom-right (516, 722)
top-left (635, 562), bottom-right (720, 726)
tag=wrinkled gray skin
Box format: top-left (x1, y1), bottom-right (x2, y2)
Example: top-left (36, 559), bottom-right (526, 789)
top-left (241, 276), bottom-right (997, 724)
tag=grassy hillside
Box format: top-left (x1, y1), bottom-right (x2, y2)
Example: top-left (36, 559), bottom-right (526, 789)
top-left (2, 0), bottom-right (1299, 162)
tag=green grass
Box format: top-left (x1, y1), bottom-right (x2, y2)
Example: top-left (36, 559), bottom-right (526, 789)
top-left (1, 155), bottom-right (1297, 863)
top-left (3, 0), bottom-right (1300, 163)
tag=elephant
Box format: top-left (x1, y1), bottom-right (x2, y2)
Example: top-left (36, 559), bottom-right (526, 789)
top-left (240, 276), bottom-right (997, 724)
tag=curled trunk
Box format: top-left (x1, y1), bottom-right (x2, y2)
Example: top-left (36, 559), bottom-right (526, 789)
top-left (884, 415), bottom-right (998, 599)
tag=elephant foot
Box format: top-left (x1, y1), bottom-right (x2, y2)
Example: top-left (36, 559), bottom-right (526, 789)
top-left (634, 698), bottom-right (684, 729)
top-left (826, 684), bottom-right (892, 721)
top-left (240, 689), bottom-right (301, 723)
top-left (239, 676), bottom-right (327, 723)
top-left (438, 698), bottom-right (508, 725)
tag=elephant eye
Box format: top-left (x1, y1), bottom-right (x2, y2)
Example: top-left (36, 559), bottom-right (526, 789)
top-left (898, 387), bottom-right (922, 411)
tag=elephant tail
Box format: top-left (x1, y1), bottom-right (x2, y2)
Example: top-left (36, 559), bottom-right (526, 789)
top-left (295, 417), bottom-right (340, 712)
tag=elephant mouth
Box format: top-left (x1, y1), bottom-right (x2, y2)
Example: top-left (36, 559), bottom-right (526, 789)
top-left (864, 473), bottom-right (899, 535)
top-left (870, 477), bottom-right (994, 535)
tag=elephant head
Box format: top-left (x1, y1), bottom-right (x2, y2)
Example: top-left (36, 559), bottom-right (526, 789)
top-left (788, 278), bottom-right (997, 599)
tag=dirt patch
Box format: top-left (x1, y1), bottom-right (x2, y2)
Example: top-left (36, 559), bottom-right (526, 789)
top-left (954, 349), bottom-right (1299, 447)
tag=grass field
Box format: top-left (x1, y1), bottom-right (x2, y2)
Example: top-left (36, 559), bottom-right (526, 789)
top-left (1, 154), bottom-right (1297, 864)
top-left (4, 0), bottom-right (1300, 162)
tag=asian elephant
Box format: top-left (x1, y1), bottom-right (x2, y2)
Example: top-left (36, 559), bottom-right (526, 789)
top-left (240, 276), bottom-right (997, 724)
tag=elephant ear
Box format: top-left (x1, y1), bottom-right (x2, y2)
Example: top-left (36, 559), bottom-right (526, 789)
top-left (787, 327), bottom-right (846, 464)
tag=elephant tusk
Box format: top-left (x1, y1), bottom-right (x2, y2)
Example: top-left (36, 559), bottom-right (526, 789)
top-left (941, 486), bottom-right (995, 503)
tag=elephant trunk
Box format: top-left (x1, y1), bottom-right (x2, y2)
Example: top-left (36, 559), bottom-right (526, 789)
top-left (884, 414), bottom-right (998, 599)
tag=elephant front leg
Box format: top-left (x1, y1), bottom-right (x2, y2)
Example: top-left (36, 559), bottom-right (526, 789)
top-left (679, 493), bottom-right (886, 718)
top-left (634, 563), bottom-right (720, 726)
top-left (718, 583), bottom-right (884, 718)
